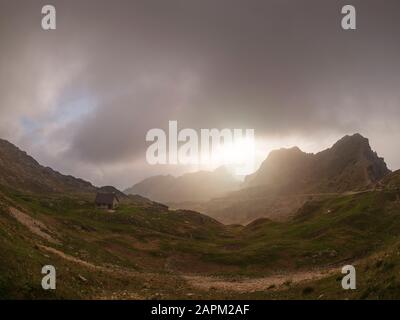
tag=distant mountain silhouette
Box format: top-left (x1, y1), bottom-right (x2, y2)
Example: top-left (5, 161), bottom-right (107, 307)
top-left (124, 166), bottom-right (240, 203)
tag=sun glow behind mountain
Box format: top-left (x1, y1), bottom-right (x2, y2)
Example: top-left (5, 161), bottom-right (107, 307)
top-left (175, 134), bottom-right (343, 179)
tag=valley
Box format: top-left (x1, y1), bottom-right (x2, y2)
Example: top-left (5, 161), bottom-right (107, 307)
top-left (2, 180), bottom-right (400, 299)
top-left (1, 135), bottom-right (400, 299)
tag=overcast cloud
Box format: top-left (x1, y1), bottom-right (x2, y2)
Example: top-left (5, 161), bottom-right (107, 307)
top-left (1, 0), bottom-right (400, 188)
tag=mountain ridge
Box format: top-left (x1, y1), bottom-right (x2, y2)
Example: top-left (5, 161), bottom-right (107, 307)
top-left (124, 166), bottom-right (240, 203)
top-left (0, 138), bottom-right (96, 194)
top-left (244, 133), bottom-right (390, 193)
top-left (175, 133), bottom-right (392, 224)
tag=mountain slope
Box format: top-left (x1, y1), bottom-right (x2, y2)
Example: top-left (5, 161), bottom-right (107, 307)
top-left (381, 169), bottom-right (400, 190)
top-left (244, 133), bottom-right (390, 193)
top-left (183, 134), bottom-right (391, 224)
top-left (0, 139), bottom-right (96, 194)
top-left (124, 166), bottom-right (240, 203)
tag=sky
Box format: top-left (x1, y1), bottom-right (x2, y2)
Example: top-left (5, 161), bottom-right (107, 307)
top-left (1, 0), bottom-right (400, 189)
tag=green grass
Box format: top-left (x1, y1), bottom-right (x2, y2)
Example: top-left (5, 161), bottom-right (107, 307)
top-left (1, 186), bottom-right (400, 299)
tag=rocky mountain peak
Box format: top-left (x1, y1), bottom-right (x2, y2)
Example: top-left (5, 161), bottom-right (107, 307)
top-left (244, 134), bottom-right (390, 192)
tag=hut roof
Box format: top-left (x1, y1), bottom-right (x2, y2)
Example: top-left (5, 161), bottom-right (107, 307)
top-left (95, 192), bottom-right (119, 205)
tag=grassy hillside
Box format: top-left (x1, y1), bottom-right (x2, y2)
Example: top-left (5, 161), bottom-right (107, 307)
top-left (0, 186), bottom-right (233, 299)
top-left (1, 181), bottom-right (400, 299)
top-left (0, 139), bottom-right (95, 194)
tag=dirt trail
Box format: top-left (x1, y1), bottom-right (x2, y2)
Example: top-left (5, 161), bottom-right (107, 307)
top-left (7, 206), bottom-right (144, 277)
top-left (38, 244), bottom-right (146, 278)
top-left (8, 207), bottom-right (60, 244)
top-left (38, 245), bottom-right (102, 270)
top-left (40, 240), bottom-right (337, 295)
top-left (41, 243), bottom-right (337, 294)
top-left (184, 267), bottom-right (337, 293)
top-left (8, 205), bottom-right (338, 295)
top-left (7, 205), bottom-right (141, 277)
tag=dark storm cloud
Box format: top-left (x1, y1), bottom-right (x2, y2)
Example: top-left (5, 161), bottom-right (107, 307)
top-left (1, 0), bottom-right (400, 187)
